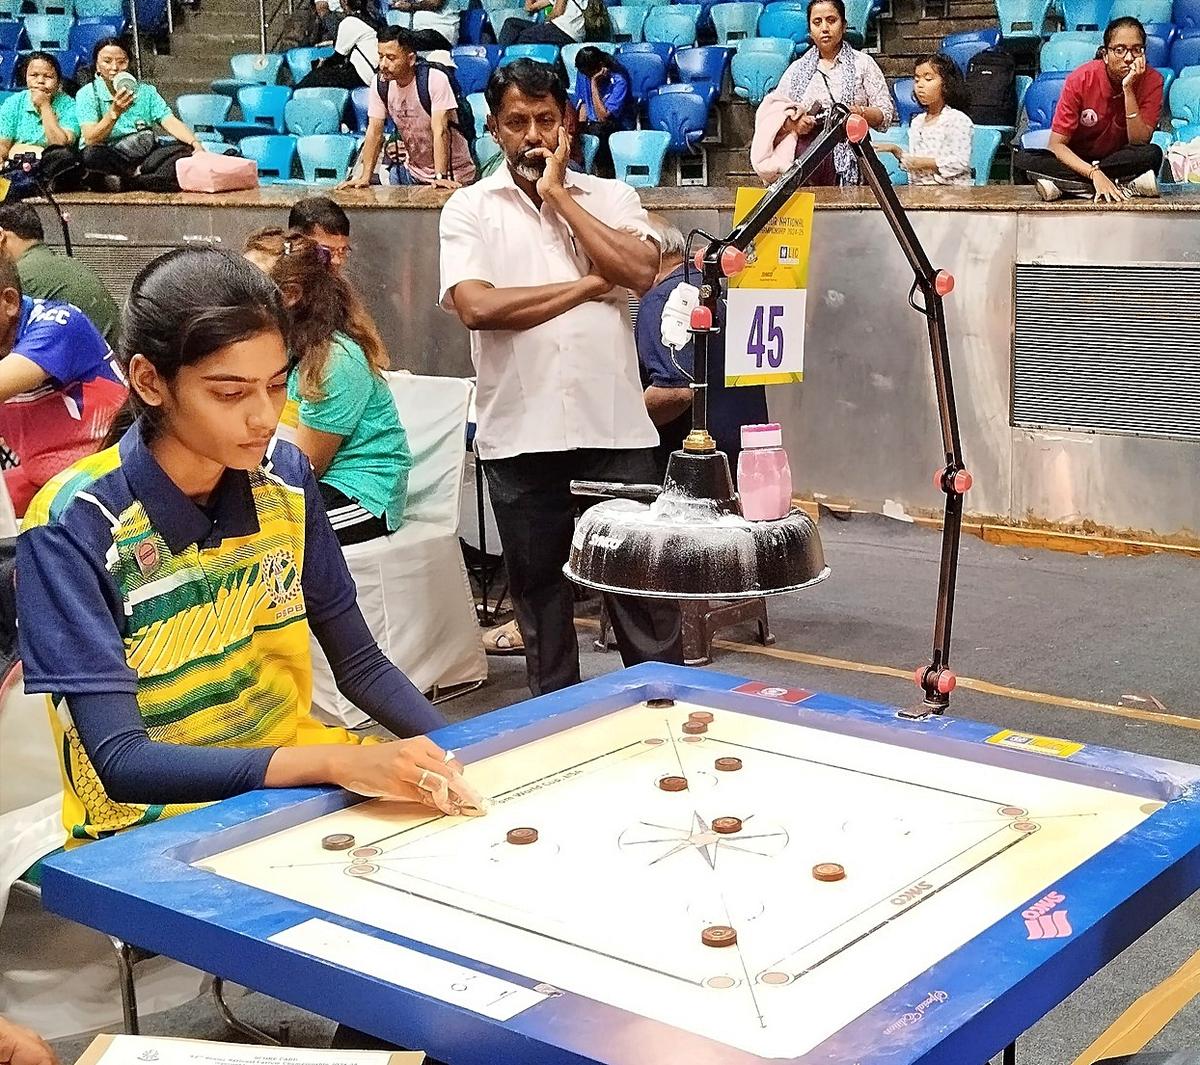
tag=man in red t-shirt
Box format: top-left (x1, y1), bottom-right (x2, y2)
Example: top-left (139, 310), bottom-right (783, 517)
top-left (1014, 16), bottom-right (1164, 202)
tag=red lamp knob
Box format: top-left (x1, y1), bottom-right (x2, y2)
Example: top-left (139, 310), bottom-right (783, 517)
top-left (913, 666), bottom-right (927, 688)
top-left (846, 113), bottom-right (869, 143)
top-left (690, 305), bottom-right (713, 331)
top-left (720, 246), bottom-right (747, 277)
top-left (935, 669), bottom-right (957, 694)
top-left (693, 248), bottom-right (706, 272)
top-left (952, 469), bottom-right (973, 494)
top-left (934, 270), bottom-right (955, 296)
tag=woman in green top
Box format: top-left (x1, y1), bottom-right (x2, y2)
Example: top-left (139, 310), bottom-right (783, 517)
top-left (75, 37), bottom-right (205, 183)
top-left (0, 52), bottom-right (79, 166)
top-left (268, 230), bottom-right (412, 547)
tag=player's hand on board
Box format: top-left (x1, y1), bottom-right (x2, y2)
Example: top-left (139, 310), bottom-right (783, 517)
top-left (335, 738), bottom-right (487, 817)
top-left (0, 1017), bottom-right (59, 1065)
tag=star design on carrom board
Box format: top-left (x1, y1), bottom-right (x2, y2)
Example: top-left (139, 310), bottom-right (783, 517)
top-left (625, 813), bottom-right (787, 870)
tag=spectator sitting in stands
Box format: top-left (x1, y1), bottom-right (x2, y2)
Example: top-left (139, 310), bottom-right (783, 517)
top-left (497, 0), bottom-right (586, 48)
top-left (266, 231), bottom-right (412, 547)
top-left (1014, 16), bottom-right (1163, 202)
top-left (289, 196), bottom-right (353, 273)
top-left (299, 0), bottom-right (381, 88)
top-left (339, 26), bottom-right (476, 189)
top-left (0, 257), bottom-right (126, 515)
top-left (636, 217), bottom-right (768, 484)
top-left (0, 203), bottom-right (120, 343)
top-left (387, 0), bottom-right (463, 52)
top-left (876, 53), bottom-right (974, 187)
top-left (0, 52), bottom-right (79, 168)
top-left (74, 38), bottom-right (205, 188)
top-left (752, 0), bottom-right (894, 186)
top-left (574, 47), bottom-right (635, 176)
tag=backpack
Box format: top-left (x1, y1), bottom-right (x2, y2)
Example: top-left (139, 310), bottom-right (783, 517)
top-left (964, 47), bottom-right (1017, 127)
top-left (375, 61), bottom-right (477, 166)
top-left (577, 0), bottom-right (611, 42)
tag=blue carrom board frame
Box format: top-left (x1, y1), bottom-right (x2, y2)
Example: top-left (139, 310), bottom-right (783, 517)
top-left (39, 663), bottom-right (1200, 1065)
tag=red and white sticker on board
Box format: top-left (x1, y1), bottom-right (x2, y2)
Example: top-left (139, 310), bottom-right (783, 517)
top-left (733, 682), bottom-right (813, 704)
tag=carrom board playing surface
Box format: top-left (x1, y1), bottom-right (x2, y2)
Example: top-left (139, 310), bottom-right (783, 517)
top-left (40, 664), bottom-right (1200, 1065)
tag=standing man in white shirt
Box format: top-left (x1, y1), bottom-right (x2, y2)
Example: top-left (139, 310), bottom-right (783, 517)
top-left (439, 59), bottom-right (683, 696)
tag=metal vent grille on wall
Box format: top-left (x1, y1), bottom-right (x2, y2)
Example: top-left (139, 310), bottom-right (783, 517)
top-left (1013, 262), bottom-right (1200, 440)
top-left (52, 245), bottom-right (181, 303)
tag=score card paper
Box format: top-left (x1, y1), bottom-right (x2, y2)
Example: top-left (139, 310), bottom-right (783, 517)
top-left (725, 187), bottom-right (814, 388)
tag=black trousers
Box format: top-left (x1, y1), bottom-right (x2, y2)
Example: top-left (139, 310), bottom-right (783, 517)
top-left (482, 447), bottom-right (684, 695)
top-left (1013, 143), bottom-right (1163, 190)
top-left (497, 17), bottom-right (575, 46)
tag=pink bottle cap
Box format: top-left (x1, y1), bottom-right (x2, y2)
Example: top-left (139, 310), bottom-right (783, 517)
top-left (740, 423), bottom-right (782, 449)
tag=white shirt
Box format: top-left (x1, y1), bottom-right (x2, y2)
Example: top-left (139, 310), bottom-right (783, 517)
top-left (551, 0), bottom-right (586, 42)
top-left (439, 166), bottom-right (659, 460)
top-left (906, 107), bottom-right (974, 186)
top-left (335, 16), bottom-right (378, 87)
top-left (390, 0), bottom-right (463, 47)
top-left (780, 48), bottom-right (895, 128)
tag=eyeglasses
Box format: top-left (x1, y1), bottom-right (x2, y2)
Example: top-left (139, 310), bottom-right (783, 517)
top-left (1106, 44), bottom-right (1145, 57)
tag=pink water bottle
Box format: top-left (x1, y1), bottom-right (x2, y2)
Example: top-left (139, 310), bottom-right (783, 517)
top-left (737, 423), bottom-right (793, 521)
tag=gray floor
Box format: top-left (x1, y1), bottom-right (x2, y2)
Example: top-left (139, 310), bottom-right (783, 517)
top-left (46, 513), bottom-right (1200, 1065)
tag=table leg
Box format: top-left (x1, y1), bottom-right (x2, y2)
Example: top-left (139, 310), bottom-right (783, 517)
top-left (1003, 1042), bottom-right (1017, 1065)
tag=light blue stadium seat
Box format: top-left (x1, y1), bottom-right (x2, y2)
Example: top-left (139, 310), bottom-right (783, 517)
top-left (467, 91), bottom-right (490, 139)
top-left (217, 84), bottom-right (292, 141)
top-left (1016, 73), bottom-right (1033, 109)
top-left (292, 86), bottom-right (350, 121)
top-left (1159, 65), bottom-right (1177, 100)
top-left (710, 1), bottom-right (762, 43)
top-left (73, 0), bottom-right (123, 15)
top-left (239, 134), bottom-right (297, 183)
top-left (941, 36), bottom-right (992, 73)
top-left (486, 6), bottom-right (526, 37)
top-left (474, 131), bottom-right (502, 169)
top-left (970, 125), bottom-right (1003, 184)
top-left (176, 93), bottom-right (233, 142)
top-left (646, 82), bottom-right (711, 152)
top-left (1040, 30), bottom-right (1103, 71)
top-left (23, 14), bottom-right (73, 49)
top-left (285, 96), bottom-right (341, 136)
top-left (1108, 0), bottom-right (1173, 20)
top-left (618, 48), bottom-right (668, 101)
top-left (285, 46), bottom-right (334, 83)
top-left (1170, 73), bottom-right (1200, 123)
top-left (0, 0), bottom-right (18, 19)
top-left (1060, 0), bottom-right (1112, 28)
top-left (893, 76), bottom-right (920, 125)
top-left (995, 0), bottom-right (1052, 38)
top-left (27, 0), bottom-right (71, 15)
top-left (644, 4), bottom-right (701, 47)
top-left (609, 5), bottom-right (648, 41)
top-left (731, 47), bottom-right (789, 103)
top-left (609, 128), bottom-right (670, 185)
top-left (735, 35), bottom-right (795, 58)
top-left (876, 125), bottom-right (907, 184)
top-left (211, 52), bottom-right (285, 98)
top-left (619, 40), bottom-right (675, 64)
top-left (500, 43), bottom-right (560, 65)
top-left (942, 26), bottom-right (1001, 47)
top-left (757, 3), bottom-right (807, 44)
top-left (296, 133), bottom-right (358, 183)
top-left (620, 0), bottom-right (672, 8)
top-left (580, 131), bottom-right (600, 172)
top-left (842, 0), bottom-right (873, 46)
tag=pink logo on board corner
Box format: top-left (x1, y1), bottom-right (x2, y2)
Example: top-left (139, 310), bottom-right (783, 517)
top-left (733, 681), bottom-right (813, 704)
top-left (1080, 108), bottom-right (1099, 127)
top-left (1023, 890), bottom-right (1073, 940)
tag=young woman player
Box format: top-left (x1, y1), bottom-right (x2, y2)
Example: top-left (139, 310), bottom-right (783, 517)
top-left (16, 248), bottom-right (483, 847)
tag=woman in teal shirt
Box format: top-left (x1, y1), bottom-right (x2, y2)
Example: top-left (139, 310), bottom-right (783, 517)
top-left (0, 52), bottom-right (79, 166)
top-left (267, 231), bottom-right (411, 546)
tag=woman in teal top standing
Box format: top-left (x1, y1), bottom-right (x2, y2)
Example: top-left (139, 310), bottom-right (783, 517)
top-left (0, 52), bottom-right (79, 166)
top-left (268, 231), bottom-right (411, 546)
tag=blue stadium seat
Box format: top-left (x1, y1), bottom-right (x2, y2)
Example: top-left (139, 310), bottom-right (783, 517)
top-left (609, 128), bottom-right (670, 185)
top-left (1142, 20), bottom-right (1177, 42)
top-left (609, 5), bottom-right (648, 42)
top-left (500, 43), bottom-right (560, 65)
top-left (757, 3), bottom-right (808, 44)
top-left (647, 82), bottom-right (711, 152)
top-left (285, 46), bottom-right (334, 83)
top-left (217, 84), bottom-right (292, 141)
top-left (1040, 31), bottom-right (1103, 71)
top-left (176, 93), bottom-right (233, 141)
top-left (995, 0), bottom-right (1052, 38)
top-left (736, 35), bottom-right (796, 58)
top-left (0, 21), bottom-right (19, 48)
top-left (941, 37), bottom-right (992, 73)
top-left (619, 40), bottom-right (676, 65)
top-left (1159, 65), bottom-right (1177, 99)
top-left (73, 0), bottom-right (123, 16)
top-left (23, 15), bottom-right (72, 49)
top-left (285, 96), bottom-right (341, 136)
top-left (67, 18), bottom-right (120, 60)
top-left (1177, 0), bottom-right (1200, 32)
top-left (37, 48), bottom-right (79, 78)
top-left (1171, 33), bottom-right (1200, 70)
top-left (451, 50), bottom-right (492, 93)
top-left (1145, 33), bottom-right (1170, 67)
top-left (710, 1), bottom-right (763, 43)
top-left (350, 84), bottom-right (370, 129)
top-left (1024, 70), bottom-right (1071, 128)
top-left (1060, 0), bottom-right (1112, 29)
top-left (621, 0), bottom-right (672, 8)
top-left (580, 131), bottom-right (600, 172)
top-left (1170, 71), bottom-right (1200, 121)
top-left (673, 44), bottom-right (731, 86)
top-left (239, 134), bottom-right (297, 182)
top-left (617, 48), bottom-right (668, 102)
top-left (1109, 0), bottom-right (1173, 19)
top-left (453, 42), bottom-right (503, 66)
top-left (212, 52), bottom-right (285, 98)
top-left (644, 4), bottom-right (702, 47)
top-left (970, 125), bottom-right (1003, 184)
top-left (942, 26), bottom-right (1001, 47)
top-left (0, 52), bottom-right (16, 89)
top-left (459, 7), bottom-right (486, 44)
top-left (296, 133), bottom-right (357, 183)
top-left (131, 0), bottom-right (167, 31)
top-left (563, 40), bottom-right (615, 90)
top-left (731, 46), bottom-right (789, 103)
top-left (893, 76), bottom-right (920, 125)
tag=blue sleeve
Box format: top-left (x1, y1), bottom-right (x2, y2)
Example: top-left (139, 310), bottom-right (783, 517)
top-left (66, 691), bottom-right (276, 804)
top-left (311, 602), bottom-right (447, 737)
top-left (12, 304), bottom-right (113, 387)
top-left (603, 73), bottom-right (629, 118)
top-left (635, 285), bottom-right (693, 389)
top-left (297, 451), bottom-right (359, 624)
top-left (574, 69), bottom-right (589, 109)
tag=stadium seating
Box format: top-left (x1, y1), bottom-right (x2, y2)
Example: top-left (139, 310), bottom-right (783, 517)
top-left (1060, 0), bottom-right (1113, 29)
top-left (893, 77), bottom-right (920, 125)
top-left (621, 0), bottom-right (673, 8)
top-left (351, 84), bottom-right (370, 129)
top-left (475, 131), bottom-right (502, 168)
top-left (217, 84), bottom-right (291, 141)
top-left (1171, 33), bottom-right (1200, 71)
top-left (459, 7), bottom-right (486, 43)
top-left (618, 47), bottom-right (669, 102)
top-left (971, 126), bottom-right (1003, 184)
top-left (467, 92), bottom-right (490, 140)
top-left (293, 86), bottom-right (350, 120)
top-left (211, 52), bottom-right (285, 98)
top-left (23, 14), bottom-right (72, 48)
top-left (647, 82), bottom-right (711, 153)
top-left (995, 0), bottom-right (1053, 38)
top-left (673, 44), bottom-right (731, 87)
top-left (736, 35), bottom-right (796, 59)
top-left (1177, 0), bottom-right (1200, 31)
top-left (843, 0), bottom-right (874, 46)
top-left (876, 126), bottom-right (907, 185)
top-left (68, 19), bottom-right (121, 62)
top-left (731, 46), bottom-right (789, 103)
top-left (580, 131), bottom-right (600, 172)
top-left (1142, 20), bottom-right (1177, 43)
top-left (240, 134), bottom-right (297, 182)
top-left (176, 93), bottom-right (232, 141)
top-left (284, 46), bottom-right (334, 83)
top-left (74, 0), bottom-right (124, 16)
top-left (486, 7), bottom-right (526, 38)
top-left (1145, 32), bottom-right (1170, 66)
top-left (453, 50), bottom-right (493, 95)
top-left (710, 2), bottom-right (762, 43)
top-left (1040, 30), bottom-right (1103, 71)
top-left (757, 1), bottom-right (807, 44)
top-left (285, 96), bottom-right (341, 136)
top-left (609, 128), bottom-right (670, 185)
top-left (619, 40), bottom-right (676, 65)
top-left (500, 43), bottom-right (560, 66)
top-left (0, 21), bottom-right (18, 49)
top-left (644, 5), bottom-right (702, 47)
top-left (942, 36), bottom-right (993, 74)
top-left (1109, 0), bottom-right (1173, 20)
top-left (296, 133), bottom-right (357, 183)
top-left (609, 5), bottom-right (648, 42)
top-left (563, 40), bottom-right (615, 89)
top-left (1024, 70), bottom-right (1071, 128)
top-left (1170, 72), bottom-right (1200, 122)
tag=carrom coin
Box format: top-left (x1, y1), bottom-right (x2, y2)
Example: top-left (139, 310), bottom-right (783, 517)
top-left (346, 863), bottom-right (378, 877)
top-left (321, 833), bottom-right (356, 851)
top-left (712, 816), bottom-right (743, 835)
top-left (657, 775), bottom-right (689, 792)
top-left (351, 846), bottom-right (380, 859)
top-left (682, 720), bottom-right (707, 735)
top-left (506, 827), bottom-right (539, 845)
top-left (813, 862), bottom-right (846, 882)
top-left (714, 757), bottom-right (743, 772)
top-left (701, 925), bottom-right (737, 948)
top-left (689, 710), bottom-right (715, 724)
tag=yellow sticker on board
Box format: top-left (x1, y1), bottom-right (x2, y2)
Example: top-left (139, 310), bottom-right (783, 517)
top-left (986, 729), bottom-right (1085, 759)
